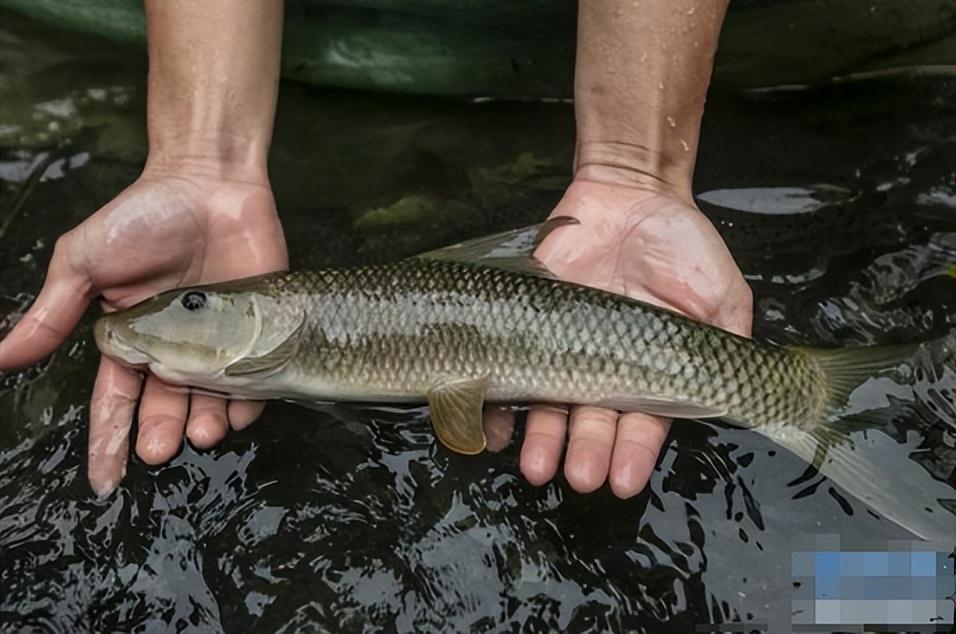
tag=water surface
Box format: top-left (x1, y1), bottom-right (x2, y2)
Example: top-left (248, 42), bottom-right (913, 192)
top-left (1, 14), bottom-right (955, 633)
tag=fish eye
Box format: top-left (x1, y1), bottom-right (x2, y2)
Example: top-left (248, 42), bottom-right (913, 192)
top-left (181, 291), bottom-right (208, 312)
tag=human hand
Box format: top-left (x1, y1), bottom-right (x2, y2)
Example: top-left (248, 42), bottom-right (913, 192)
top-left (497, 178), bottom-right (752, 498)
top-left (0, 162), bottom-right (288, 494)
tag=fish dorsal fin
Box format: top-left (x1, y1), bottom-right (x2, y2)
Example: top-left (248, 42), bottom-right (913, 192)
top-left (224, 301), bottom-right (307, 377)
top-left (415, 216), bottom-right (579, 279)
top-left (427, 376), bottom-right (489, 455)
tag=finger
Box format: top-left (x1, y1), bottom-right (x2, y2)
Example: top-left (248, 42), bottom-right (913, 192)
top-left (564, 405), bottom-right (618, 493)
top-left (88, 356), bottom-right (142, 496)
top-left (482, 406), bottom-right (515, 453)
top-left (520, 405), bottom-right (567, 486)
top-left (186, 393), bottom-right (229, 449)
top-left (0, 241), bottom-right (91, 369)
top-left (227, 400), bottom-right (266, 431)
top-left (608, 412), bottom-right (671, 499)
top-left (136, 375), bottom-right (188, 465)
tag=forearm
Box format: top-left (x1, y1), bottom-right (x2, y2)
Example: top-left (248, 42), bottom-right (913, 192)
top-left (143, 0), bottom-right (284, 182)
top-left (574, 0), bottom-right (729, 201)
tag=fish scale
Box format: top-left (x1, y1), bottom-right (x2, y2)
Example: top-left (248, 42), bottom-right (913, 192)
top-left (257, 260), bottom-right (828, 427)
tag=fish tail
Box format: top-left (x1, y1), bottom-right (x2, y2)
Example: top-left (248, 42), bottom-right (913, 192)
top-left (756, 342), bottom-right (956, 542)
top-left (806, 344), bottom-right (918, 416)
top-left (780, 421), bottom-right (956, 543)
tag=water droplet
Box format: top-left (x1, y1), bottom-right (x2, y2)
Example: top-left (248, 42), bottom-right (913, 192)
top-left (666, 116), bottom-right (677, 128)
top-left (680, 138), bottom-right (690, 152)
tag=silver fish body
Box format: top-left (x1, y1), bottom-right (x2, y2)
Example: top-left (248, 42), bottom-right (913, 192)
top-left (92, 223), bottom-right (954, 541)
top-left (205, 262), bottom-right (827, 427)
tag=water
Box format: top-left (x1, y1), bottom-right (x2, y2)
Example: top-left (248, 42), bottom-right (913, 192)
top-left (1, 13), bottom-right (955, 633)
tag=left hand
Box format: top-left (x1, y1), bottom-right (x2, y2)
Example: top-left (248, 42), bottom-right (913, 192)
top-left (487, 178), bottom-right (752, 498)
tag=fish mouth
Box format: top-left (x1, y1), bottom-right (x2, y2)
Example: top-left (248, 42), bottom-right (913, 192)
top-left (93, 317), bottom-right (153, 368)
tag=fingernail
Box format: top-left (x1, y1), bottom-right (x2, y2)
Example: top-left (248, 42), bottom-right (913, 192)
top-left (564, 458), bottom-right (603, 494)
top-left (611, 465), bottom-right (638, 499)
top-left (526, 446), bottom-right (547, 471)
top-left (520, 449), bottom-right (547, 485)
top-left (90, 478), bottom-right (118, 498)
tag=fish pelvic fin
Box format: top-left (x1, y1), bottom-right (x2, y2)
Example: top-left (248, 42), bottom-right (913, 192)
top-left (427, 376), bottom-right (489, 455)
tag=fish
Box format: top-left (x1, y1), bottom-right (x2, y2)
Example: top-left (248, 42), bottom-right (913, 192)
top-left (94, 218), bottom-right (955, 542)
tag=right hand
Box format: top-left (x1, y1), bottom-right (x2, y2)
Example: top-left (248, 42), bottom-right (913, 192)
top-left (0, 161), bottom-right (288, 495)
top-left (523, 179), bottom-right (752, 498)
top-left (483, 179), bottom-right (752, 499)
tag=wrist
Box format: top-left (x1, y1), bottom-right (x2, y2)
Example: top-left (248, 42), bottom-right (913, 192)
top-left (143, 0), bottom-right (281, 188)
top-left (573, 140), bottom-right (695, 204)
top-left (143, 132), bottom-right (270, 186)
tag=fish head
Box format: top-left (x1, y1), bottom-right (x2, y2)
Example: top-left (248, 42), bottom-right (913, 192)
top-left (94, 282), bottom-right (302, 387)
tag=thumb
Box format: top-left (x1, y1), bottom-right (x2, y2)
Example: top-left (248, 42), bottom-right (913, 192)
top-left (0, 242), bottom-right (92, 369)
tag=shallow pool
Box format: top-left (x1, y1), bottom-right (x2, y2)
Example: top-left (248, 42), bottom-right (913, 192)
top-left (1, 12), bottom-right (954, 633)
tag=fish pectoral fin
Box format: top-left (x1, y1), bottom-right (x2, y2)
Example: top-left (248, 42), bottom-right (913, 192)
top-left (224, 318), bottom-right (306, 377)
top-left (414, 216), bottom-right (578, 280)
top-left (427, 376), bottom-right (489, 455)
top-left (597, 396), bottom-right (726, 420)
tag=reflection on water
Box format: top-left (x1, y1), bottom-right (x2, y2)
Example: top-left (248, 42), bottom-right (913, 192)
top-left (1, 13), bottom-right (955, 634)
top-left (696, 185), bottom-right (849, 216)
